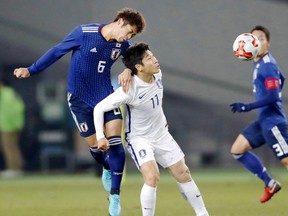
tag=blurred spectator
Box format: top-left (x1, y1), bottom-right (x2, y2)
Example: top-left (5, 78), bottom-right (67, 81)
top-left (0, 77), bottom-right (25, 178)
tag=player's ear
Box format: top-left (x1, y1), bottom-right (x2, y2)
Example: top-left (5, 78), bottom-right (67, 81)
top-left (267, 40), bottom-right (271, 47)
top-left (135, 64), bottom-right (142, 72)
top-left (117, 18), bottom-right (124, 26)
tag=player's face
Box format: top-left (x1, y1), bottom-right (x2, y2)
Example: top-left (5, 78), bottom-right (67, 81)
top-left (252, 30), bottom-right (270, 58)
top-left (141, 50), bottom-right (160, 74)
top-left (115, 19), bottom-right (137, 42)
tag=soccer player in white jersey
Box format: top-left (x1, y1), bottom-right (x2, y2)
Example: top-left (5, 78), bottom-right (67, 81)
top-left (13, 8), bottom-right (146, 216)
top-left (94, 42), bottom-right (209, 216)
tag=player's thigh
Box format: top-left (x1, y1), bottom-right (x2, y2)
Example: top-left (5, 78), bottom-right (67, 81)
top-left (126, 137), bottom-right (155, 170)
top-left (264, 123), bottom-right (288, 161)
top-left (67, 93), bottom-right (96, 144)
top-left (140, 160), bottom-right (160, 186)
top-left (84, 134), bottom-right (97, 148)
top-left (104, 109), bottom-right (122, 137)
top-left (231, 121), bottom-right (265, 154)
top-left (231, 134), bottom-right (251, 153)
top-left (154, 132), bottom-right (184, 168)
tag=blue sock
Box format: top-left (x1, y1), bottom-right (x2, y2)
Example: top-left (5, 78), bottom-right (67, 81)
top-left (233, 151), bottom-right (272, 186)
top-left (90, 147), bottom-right (110, 170)
top-left (107, 136), bottom-right (125, 195)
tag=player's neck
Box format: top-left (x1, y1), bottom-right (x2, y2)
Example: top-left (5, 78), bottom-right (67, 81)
top-left (137, 73), bottom-right (154, 84)
top-left (101, 23), bottom-right (116, 42)
top-left (254, 51), bottom-right (268, 62)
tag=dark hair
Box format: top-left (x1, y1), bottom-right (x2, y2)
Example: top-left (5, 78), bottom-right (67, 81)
top-left (250, 25), bottom-right (270, 41)
top-left (122, 42), bottom-right (150, 75)
top-left (114, 8), bottom-right (146, 34)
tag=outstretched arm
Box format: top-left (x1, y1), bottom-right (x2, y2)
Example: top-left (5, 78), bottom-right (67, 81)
top-left (230, 88), bottom-right (279, 113)
top-left (13, 26), bottom-right (82, 79)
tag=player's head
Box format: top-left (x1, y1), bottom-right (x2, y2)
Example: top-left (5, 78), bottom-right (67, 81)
top-left (114, 8), bottom-right (146, 34)
top-left (112, 8), bottom-right (146, 42)
top-left (122, 42), bottom-right (160, 75)
top-left (250, 25), bottom-right (271, 58)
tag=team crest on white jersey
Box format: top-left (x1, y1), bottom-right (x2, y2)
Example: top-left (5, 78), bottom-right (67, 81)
top-left (111, 48), bottom-right (121, 60)
top-left (79, 122), bottom-right (88, 132)
top-left (138, 149), bottom-right (147, 158)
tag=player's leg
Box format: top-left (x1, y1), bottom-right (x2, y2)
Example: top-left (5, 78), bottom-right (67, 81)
top-left (67, 93), bottom-right (111, 191)
top-left (104, 111), bottom-right (125, 216)
top-left (155, 132), bottom-right (208, 216)
top-left (260, 123), bottom-right (288, 202)
top-left (139, 160), bottom-right (159, 216)
top-left (126, 138), bottom-right (158, 216)
top-left (167, 159), bottom-right (209, 216)
top-left (231, 121), bottom-right (280, 202)
top-left (87, 135), bottom-right (111, 192)
top-left (104, 118), bottom-right (125, 193)
top-left (269, 123), bottom-right (288, 169)
top-left (231, 134), bottom-right (273, 185)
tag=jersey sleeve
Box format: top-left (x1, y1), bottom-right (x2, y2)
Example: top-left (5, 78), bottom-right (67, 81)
top-left (28, 25), bottom-right (83, 75)
top-left (94, 87), bottom-right (130, 140)
top-left (250, 63), bottom-right (281, 109)
top-left (260, 63), bottom-right (280, 90)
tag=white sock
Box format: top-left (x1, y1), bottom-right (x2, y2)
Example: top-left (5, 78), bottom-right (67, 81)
top-left (140, 184), bottom-right (157, 216)
top-left (177, 180), bottom-right (209, 216)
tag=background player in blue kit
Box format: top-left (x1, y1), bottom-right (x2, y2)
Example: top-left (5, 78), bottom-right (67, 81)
top-left (13, 8), bottom-right (146, 216)
top-left (230, 25), bottom-right (288, 203)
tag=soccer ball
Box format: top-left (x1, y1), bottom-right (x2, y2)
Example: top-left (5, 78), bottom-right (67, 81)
top-left (233, 33), bottom-right (261, 61)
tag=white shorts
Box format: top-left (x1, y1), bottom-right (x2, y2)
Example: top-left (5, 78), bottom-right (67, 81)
top-left (126, 131), bottom-right (185, 169)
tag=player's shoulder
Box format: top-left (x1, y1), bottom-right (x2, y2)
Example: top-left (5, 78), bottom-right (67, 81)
top-left (80, 23), bottom-right (102, 33)
top-left (261, 53), bottom-right (277, 66)
top-left (121, 41), bottom-right (131, 51)
top-left (258, 53), bottom-right (278, 73)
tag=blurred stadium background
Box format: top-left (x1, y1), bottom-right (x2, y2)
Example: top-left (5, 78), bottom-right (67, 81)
top-left (0, 0), bottom-right (288, 173)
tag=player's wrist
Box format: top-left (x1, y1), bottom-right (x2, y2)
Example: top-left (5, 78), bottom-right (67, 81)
top-left (96, 133), bottom-right (105, 141)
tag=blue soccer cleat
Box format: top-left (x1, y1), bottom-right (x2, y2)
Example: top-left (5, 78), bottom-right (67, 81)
top-left (102, 168), bottom-right (112, 193)
top-left (109, 194), bottom-right (121, 216)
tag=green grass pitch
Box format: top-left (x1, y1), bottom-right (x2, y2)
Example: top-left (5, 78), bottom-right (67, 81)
top-left (0, 168), bottom-right (286, 216)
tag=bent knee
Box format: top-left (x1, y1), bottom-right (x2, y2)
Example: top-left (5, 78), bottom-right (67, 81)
top-left (175, 166), bottom-right (192, 183)
top-left (144, 172), bottom-right (160, 187)
top-left (231, 134), bottom-right (251, 154)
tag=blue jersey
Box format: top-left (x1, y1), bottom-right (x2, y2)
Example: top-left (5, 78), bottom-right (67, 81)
top-left (252, 52), bottom-right (286, 130)
top-left (28, 23), bottom-right (131, 107)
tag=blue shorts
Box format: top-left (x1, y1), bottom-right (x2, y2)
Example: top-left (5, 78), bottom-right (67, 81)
top-left (67, 92), bottom-right (122, 137)
top-left (242, 120), bottom-right (288, 160)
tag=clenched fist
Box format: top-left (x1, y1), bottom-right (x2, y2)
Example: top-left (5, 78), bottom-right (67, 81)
top-left (13, 68), bottom-right (30, 79)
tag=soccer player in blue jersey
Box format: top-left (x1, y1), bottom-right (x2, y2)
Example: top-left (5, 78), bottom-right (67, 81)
top-left (230, 25), bottom-right (288, 203)
top-left (13, 8), bottom-right (146, 216)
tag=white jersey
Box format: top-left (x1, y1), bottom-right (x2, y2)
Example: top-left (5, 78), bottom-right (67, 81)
top-left (94, 70), bottom-right (168, 140)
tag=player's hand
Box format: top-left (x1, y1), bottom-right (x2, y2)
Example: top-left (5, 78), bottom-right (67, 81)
top-left (118, 68), bottom-right (132, 93)
top-left (97, 138), bottom-right (110, 151)
top-left (13, 68), bottom-right (31, 79)
top-left (230, 102), bottom-right (251, 113)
